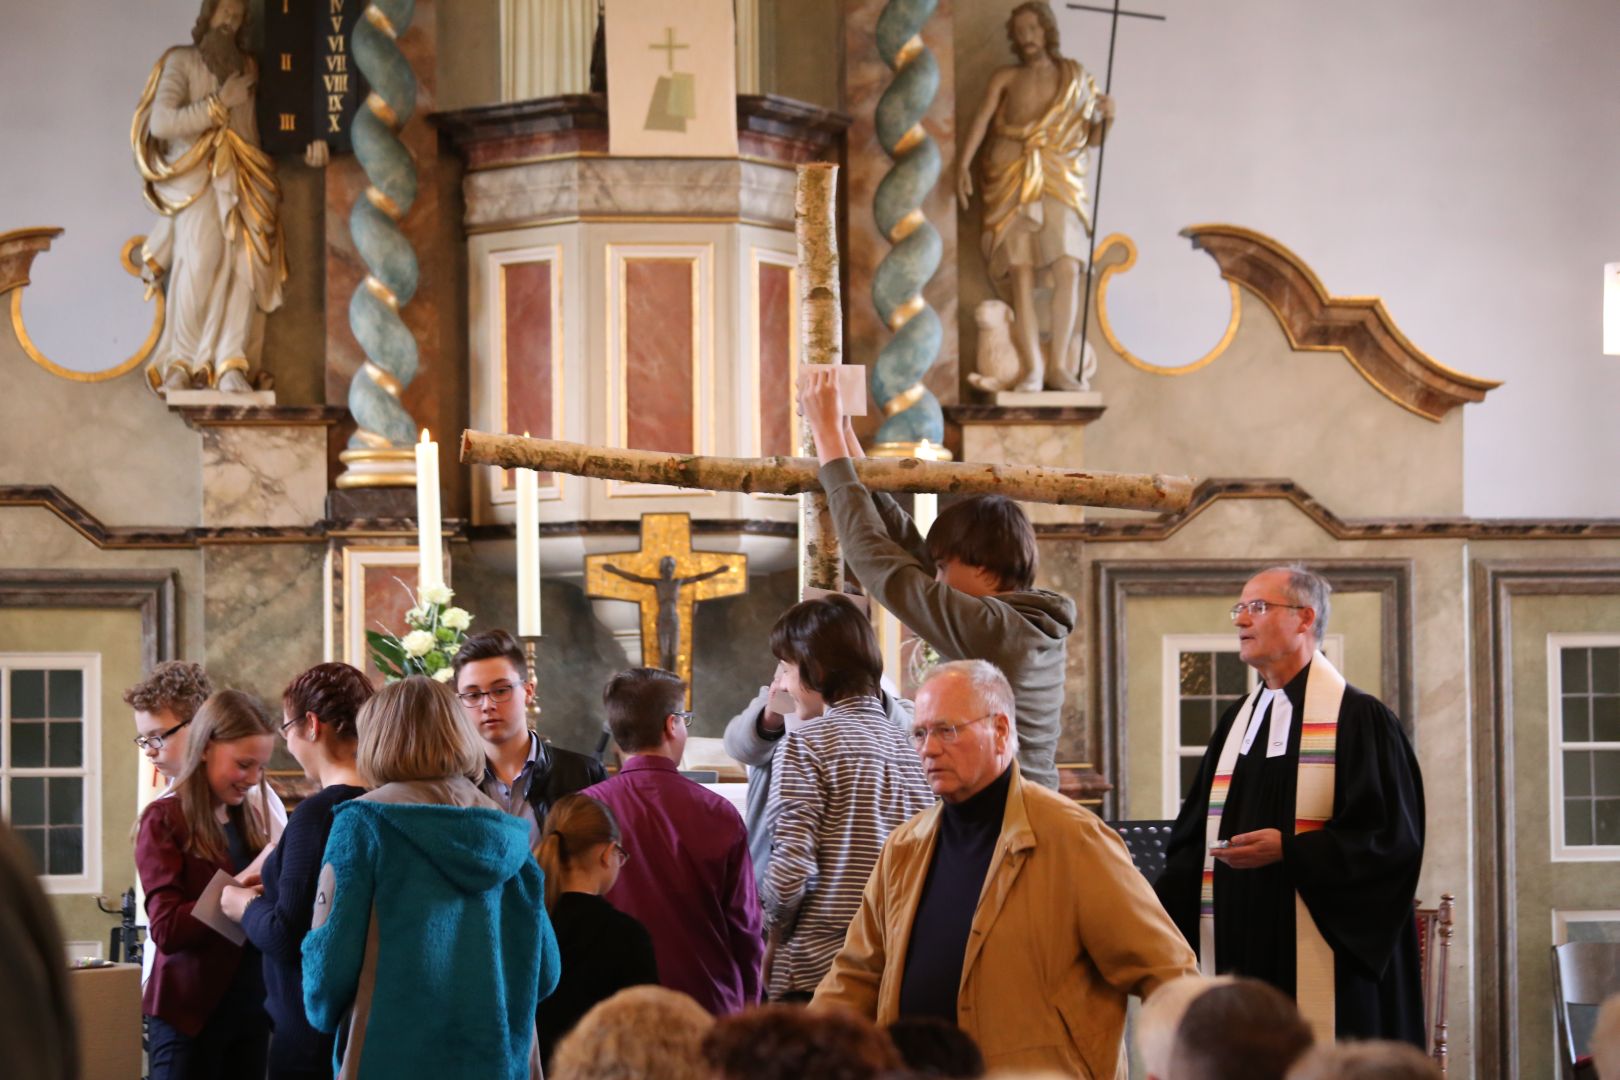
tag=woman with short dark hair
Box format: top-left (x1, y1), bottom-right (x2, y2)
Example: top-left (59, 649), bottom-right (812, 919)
top-left (762, 594), bottom-right (935, 1000)
top-left (220, 662), bottom-right (373, 1080)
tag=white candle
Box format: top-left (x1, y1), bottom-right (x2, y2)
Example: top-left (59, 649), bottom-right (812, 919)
top-left (1605, 262), bottom-right (1620, 356)
top-left (515, 461), bottom-right (541, 636)
top-left (415, 429), bottom-right (443, 592)
top-left (914, 493), bottom-right (938, 538)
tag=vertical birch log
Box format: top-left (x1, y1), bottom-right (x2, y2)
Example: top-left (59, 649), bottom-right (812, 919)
top-left (796, 164), bottom-right (845, 596)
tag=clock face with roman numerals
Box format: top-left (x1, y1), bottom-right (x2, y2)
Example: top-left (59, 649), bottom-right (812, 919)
top-left (255, 0), bottom-right (369, 155)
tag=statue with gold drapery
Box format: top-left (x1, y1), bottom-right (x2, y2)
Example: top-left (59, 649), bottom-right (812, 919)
top-left (957, 1), bottom-right (1114, 394)
top-left (132, 0), bottom-right (294, 394)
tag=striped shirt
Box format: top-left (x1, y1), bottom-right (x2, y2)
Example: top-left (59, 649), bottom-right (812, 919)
top-left (763, 695), bottom-right (936, 997)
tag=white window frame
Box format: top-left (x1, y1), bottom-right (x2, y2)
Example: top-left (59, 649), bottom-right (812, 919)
top-left (1161, 634), bottom-right (1343, 819)
top-left (1547, 633), bottom-right (1620, 862)
top-left (1, 653), bottom-right (102, 894)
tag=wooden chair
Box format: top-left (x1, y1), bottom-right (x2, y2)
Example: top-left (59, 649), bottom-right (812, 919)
top-left (1414, 894), bottom-right (1455, 1076)
top-left (1552, 940), bottom-right (1620, 1080)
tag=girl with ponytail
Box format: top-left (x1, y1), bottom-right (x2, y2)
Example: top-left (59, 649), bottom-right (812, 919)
top-left (534, 793), bottom-right (658, 1067)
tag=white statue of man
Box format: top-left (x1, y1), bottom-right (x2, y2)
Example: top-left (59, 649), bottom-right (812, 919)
top-left (958, 1), bottom-right (1114, 393)
top-left (133, 0), bottom-right (290, 394)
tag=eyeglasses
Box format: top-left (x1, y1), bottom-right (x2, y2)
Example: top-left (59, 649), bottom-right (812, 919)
top-left (133, 718), bottom-right (189, 751)
top-left (671, 711), bottom-right (694, 728)
top-left (457, 684), bottom-right (520, 708)
top-left (280, 713), bottom-right (305, 735)
top-left (610, 842), bottom-right (630, 866)
top-left (1228, 599), bottom-right (1308, 622)
top-left (909, 715), bottom-right (994, 749)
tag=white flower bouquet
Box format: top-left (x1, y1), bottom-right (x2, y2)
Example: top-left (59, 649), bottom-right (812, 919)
top-left (366, 582), bottom-right (475, 683)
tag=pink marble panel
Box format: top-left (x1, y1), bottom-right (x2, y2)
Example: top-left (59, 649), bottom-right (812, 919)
top-left (758, 262), bottom-right (794, 457)
top-left (503, 259), bottom-right (554, 487)
top-left (624, 259), bottom-right (695, 454)
top-left (362, 562), bottom-right (419, 686)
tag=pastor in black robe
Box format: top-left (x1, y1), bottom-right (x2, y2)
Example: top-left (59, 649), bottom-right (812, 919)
top-left (1153, 660), bottom-right (1427, 1045)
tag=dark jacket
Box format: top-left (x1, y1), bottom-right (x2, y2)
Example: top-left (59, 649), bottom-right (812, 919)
top-left (136, 794), bottom-right (259, 1036)
top-left (489, 737), bottom-right (607, 821)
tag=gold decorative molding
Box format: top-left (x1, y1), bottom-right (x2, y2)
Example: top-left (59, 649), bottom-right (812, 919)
top-left (1181, 223), bottom-right (1500, 422)
top-left (2, 227), bottom-right (161, 383)
top-left (1093, 232), bottom-right (1242, 376)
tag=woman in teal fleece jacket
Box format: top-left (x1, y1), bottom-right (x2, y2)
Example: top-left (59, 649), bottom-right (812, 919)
top-left (303, 677), bottom-right (561, 1080)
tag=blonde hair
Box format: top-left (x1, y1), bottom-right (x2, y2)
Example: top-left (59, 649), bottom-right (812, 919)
top-left (550, 986), bottom-right (713, 1080)
top-left (169, 690), bottom-right (274, 864)
top-left (536, 794), bottom-right (621, 911)
top-left (356, 676), bottom-right (484, 787)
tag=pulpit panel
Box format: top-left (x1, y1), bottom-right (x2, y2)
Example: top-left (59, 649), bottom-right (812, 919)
top-left (753, 251), bottom-right (797, 458)
top-left (500, 254), bottom-right (561, 490)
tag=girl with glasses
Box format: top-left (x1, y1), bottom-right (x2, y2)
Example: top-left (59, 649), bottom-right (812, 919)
top-left (534, 793), bottom-right (659, 1069)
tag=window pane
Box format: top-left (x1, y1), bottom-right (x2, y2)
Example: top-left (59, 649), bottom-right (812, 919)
top-left (1596, 800), bottom-right (1620, 847)
top-left (1594, 648), bottom-right (1620, 695)
top-left (11, 777), bottom-right (45, 825)
top-left (47, 778), bottom-right (83, 826)
top-left (1216, 652), bottom-right (1247, 695)
top-left (1594, 752), bottom-right (1620, 797)
top-left (1566, 799), bottom-right (1595, 846)
top-left (11, 670), bottom-right (46, 718)
top-left (11, 722), bottom-right (45, 767)
top-left (16, 827), bottom-right (45, 872)
top-left (1563, 697), bottom-right (1592, 743)
top-left (1180, 699), bottom-right (1211, 747)
top-left (47, 827), bottom-right (83, 876)
top-left (47, 670), bottom-right (83, 718)
top-left (1180, 652), bottom-right (1212, 696)
top-left (1566, 751), bottom-right (1594, 797)
top-left (1563, 648), bottom-right (1591, 694)
top-left (1594, 697), bottom-right (1620, 744)
top-left (47, 722), bottom-right (82, 768)
top-left (1179, 755), bottom-right (1204, 798)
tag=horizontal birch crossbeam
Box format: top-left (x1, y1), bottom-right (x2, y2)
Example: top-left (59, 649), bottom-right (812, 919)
top-left (461, 431), bottom-right (1196, 513)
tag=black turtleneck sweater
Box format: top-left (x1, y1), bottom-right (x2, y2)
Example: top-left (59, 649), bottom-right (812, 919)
top-left (896, 764), bottom-right (1013, 1022)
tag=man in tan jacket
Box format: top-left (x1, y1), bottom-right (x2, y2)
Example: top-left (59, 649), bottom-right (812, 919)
top-left (813, 660), bottom-right (1196, 1077)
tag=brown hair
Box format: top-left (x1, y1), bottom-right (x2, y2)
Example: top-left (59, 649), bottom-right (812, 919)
top-left (703, 1005), bottom-right (902, 1080)
top-left (451, 628), bottom-right (528, 685)
top-left (1286, 1041), bottom-right (1440, 1080)
top-left (355, 676), bottom-right (484, 787)
top-left (602, 668), bottom-right (686, 753)
top-left (926, 495), bottom-right (1038, 592)
top-left (282, 662), bottom-right (374, 745)
top-left (552, 986), bottom-right (714, 1080)
top-left (169, 690), bottom-right (274, 864)
top-left (536, 794), bottom-right (621, 910)
top-left (1006, 1), bottom-right (1063, 62)
top-left (769, 594), bottom-right (883, 704)
top-left (190, 0), bottom-right (251, 51)
top-left (123, 661), bottom-right (213, 724)
top-left (1169, 978), bottom-right (1314, 1080)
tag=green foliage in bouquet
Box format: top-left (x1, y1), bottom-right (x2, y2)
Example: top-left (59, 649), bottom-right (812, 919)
top-left (366, 582), bottom-right (474, 683)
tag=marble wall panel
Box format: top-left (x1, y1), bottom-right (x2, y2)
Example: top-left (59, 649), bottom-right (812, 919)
top-left (843, 0), bottom-right (959, 446)
top-left (200, 426), bottom-right (327, 528)
top-left (503, 259), bottom-right (555, 486)
top-left (624, 259), bottom-right (696, 454)
top-left (961, 422), bottom-right (1089, 525)
top-left (361, 561), bottom-right (420, 684)
top-left (758, 261), bottom-right (794, 457)
top-left (202, 542), bottom-right (326, 708)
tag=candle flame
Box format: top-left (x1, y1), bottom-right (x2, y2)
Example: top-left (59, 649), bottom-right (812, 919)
top-left (419, 429), bottom-right (431, 443)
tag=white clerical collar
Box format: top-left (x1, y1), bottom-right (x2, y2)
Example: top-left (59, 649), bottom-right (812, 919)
top-left (1240, 686), bottom-right (1294, 758)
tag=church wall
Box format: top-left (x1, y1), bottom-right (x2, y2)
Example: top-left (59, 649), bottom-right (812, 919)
top-left (763, 0), bottom-right (843, 110)
top-left (0, 606), bottom-right (145, 953)
top-left (201, 543), bottom-right (328, 709)
top-left (1079, 282), bottom-right (1467, 518)
top-left (437, 0), bottom-right (503, 112)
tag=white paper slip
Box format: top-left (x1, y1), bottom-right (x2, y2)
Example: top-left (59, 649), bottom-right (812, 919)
top-left (192, 869), bottom-right (247, 946)
top-left (834, 365), bottom-right (869, 417)
top-left (769, 689), bottom-right (798, 716)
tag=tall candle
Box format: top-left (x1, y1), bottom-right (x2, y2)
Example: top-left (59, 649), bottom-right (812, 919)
top-left (415, 429), bottom-right (443, 592)
top-left (515, 463), bottom-right (541, 635)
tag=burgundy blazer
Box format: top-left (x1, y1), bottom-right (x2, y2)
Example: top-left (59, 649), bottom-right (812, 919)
top-left (135, 795), bottom-right (253, 1035)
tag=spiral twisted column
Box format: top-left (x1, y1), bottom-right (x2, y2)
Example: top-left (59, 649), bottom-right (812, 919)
top-left (338, 0), bottom-right (422, 487)
top-left (869, 0), bottom-right (947, 457)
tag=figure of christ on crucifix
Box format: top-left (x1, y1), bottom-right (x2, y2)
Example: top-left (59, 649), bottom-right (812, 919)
top-left (584, 513), bottom-right (748, 694)
top-left (602, 556), bottom-right (731, 672)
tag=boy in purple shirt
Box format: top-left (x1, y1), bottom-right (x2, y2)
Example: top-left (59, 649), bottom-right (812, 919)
top-left (584, 668), bottom-right (764, 1014)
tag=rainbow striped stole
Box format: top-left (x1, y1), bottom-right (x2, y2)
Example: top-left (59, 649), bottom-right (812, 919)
top-left (1197, 652), bottom-right (1345, 1043)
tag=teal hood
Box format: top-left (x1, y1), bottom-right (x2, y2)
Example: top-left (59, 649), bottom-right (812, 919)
top-left (336, 801), bottom-right (533, 895)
